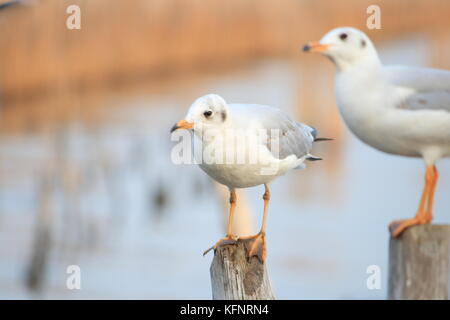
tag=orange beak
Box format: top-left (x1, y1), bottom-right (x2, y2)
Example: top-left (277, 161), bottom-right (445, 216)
top-left (303, 41), bottom-right (333, 53)
top-left (170, 120), bottom-right (194, 133)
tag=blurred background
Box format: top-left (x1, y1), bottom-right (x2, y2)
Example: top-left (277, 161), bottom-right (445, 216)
top-left (0, 0), bottom-right (450, 299)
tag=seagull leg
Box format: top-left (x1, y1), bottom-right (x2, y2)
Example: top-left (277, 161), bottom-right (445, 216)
top-left (425, 165), bottom-right (439, 223)
top-left (203, 189), bottom-right (238, 256)
top-left (389, 165), bottom-right (437, 237)
top-left (240, 184), bottom-right (270, 262)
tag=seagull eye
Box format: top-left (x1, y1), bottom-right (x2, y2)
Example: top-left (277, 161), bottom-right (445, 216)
top-left (203, 110), bottom-right (213, 118)
top-left (339, 33), bottom-right (348, 41)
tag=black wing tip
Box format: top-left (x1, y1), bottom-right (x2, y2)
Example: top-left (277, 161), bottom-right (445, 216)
top-left (306, 156), bottom-right (323, 161)
top-left (306, 125), bottom-right (333, 142)
top-left (314, 137), bottom-right (333, 142)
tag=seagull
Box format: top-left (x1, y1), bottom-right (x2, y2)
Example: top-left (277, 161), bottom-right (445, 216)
top-left (171, 94), bottom-right (328, 261)
top-left (304, 27), bottom-right (450, 237)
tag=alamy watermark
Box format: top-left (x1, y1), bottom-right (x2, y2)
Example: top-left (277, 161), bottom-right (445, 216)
top-left (170, 126), bottom-right (287, 175)
top-left (366, 5), bottom-right (381, 30)
top-left (366, 265), bottom-right (381, 290)
top-left (66, 5), bottom-right (81, 30)
top-left (66, 265), bottom-right (81, 290)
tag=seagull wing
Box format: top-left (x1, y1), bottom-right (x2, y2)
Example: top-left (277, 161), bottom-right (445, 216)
top-left (385, 65), bottom-right (450, 113)
top-left (229, 104), bottom-right (315, 160)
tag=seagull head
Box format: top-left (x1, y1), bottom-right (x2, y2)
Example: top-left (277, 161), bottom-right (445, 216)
top-left (171, 94), bottom-right (229, 134)
top-left (303, 27), bottom-right (380, 71)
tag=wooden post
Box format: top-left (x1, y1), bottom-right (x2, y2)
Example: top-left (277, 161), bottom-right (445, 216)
top-left (209, 241), bottom-right (275, 300)
top-left (388, 225), bottom-right (450, 300)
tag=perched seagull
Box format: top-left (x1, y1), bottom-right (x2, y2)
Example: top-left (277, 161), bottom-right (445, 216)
top-left (304, 27), bottom-right (450, 237)
top-left (171, 94), bottom-right (328, 261)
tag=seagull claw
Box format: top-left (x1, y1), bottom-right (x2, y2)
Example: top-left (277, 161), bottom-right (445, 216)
top-left (240, 232), bottom-right (267, 262)
top-left (389, 215), bottom-right (431, 237)
top-left (203, 235), bottom-right (238, 256)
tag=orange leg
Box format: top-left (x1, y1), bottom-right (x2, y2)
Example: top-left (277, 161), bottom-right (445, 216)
top-left (203, 190), bottom-right (238, 256)
top-left (426, 166), bottom-right (439, 223)
top-left (240, 184), bottom-right (270, 262)
top-left (389, 165), bottom-right (438, 237)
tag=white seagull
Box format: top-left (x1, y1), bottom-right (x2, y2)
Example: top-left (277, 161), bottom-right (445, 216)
top-left (304, 27), bottom-right (450, 237)
top-left (171, 94), bottom-right (328, 261)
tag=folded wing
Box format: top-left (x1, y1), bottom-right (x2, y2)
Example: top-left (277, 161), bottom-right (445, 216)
top-left (243, 104), bottom-right (314, 160)
top-left (386, 65), bottom-right (450, 113)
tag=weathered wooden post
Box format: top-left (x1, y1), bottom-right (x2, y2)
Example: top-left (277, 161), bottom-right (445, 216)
top-left (209, 241), bottom-right (275, 300)
top-left (388, 225), bottom-right (450, 300)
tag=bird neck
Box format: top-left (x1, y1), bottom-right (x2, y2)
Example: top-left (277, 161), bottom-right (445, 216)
top-left (334, 58), bottom-right (386, 124)
top-left (335, 51), bottom-right (382, 73)
top-left (336, 57), bottom-right (384, 92)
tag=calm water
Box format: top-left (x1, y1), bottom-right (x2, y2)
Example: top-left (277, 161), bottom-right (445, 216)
top-left (0, 35), bottom-right (449, 299)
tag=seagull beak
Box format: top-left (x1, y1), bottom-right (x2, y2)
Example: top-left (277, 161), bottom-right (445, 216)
top-left (170, 120), bottom-right (194, 133)
top-left (303, 41), bottom-right (332, 53)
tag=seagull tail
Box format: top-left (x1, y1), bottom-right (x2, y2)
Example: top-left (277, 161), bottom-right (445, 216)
top-left (305, 125), bottom-right (333, 142)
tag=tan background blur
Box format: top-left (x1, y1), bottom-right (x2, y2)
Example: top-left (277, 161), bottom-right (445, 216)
top-left (1, 0), bottom-right (450, 132)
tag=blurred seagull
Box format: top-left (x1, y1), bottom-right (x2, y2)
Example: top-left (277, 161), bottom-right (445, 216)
top-left (171, 94), bottom-right (328, 261)
top-left (304, 27), bottom-right (450, 237)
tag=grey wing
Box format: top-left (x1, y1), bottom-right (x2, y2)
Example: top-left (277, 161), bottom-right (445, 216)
top-left (230, 103), bottom-right (315, 159)
top-left (385, 65), bottom-right (450, 112)
top-left (386, 65), bottom-right (450, 92)
top-left (398, 91), bottom-right (450, 112)
top-left (274, 122), bottom-right (314, 159)
top-left (260, 108), bottom-right (314, 159)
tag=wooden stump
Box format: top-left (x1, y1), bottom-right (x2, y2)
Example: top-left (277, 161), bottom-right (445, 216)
top-left (388, 224), bottom-right (450, 300)
top-left (209, 241), bottom-right (275, 300)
